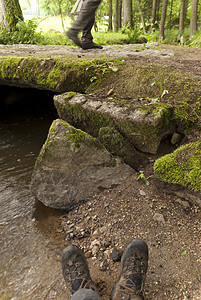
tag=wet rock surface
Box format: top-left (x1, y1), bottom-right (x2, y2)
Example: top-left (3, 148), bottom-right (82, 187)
top-left (31, 119), bottom-right (134, 209)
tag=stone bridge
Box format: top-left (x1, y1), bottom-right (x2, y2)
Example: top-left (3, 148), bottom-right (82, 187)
top-left (0, 43), bottom-right (201, 207)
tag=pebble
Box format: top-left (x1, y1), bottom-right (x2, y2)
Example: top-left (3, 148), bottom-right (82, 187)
top-left (139, 190), bottom-right (146, 196)
top-left (111, 249), bottom-right (123, 262)
top-left (153, 213), bottom-right (165, 223)
top-left (175, 198), bottom-right (190, 208)
top-left (99, 259), bottom-right (108, 271)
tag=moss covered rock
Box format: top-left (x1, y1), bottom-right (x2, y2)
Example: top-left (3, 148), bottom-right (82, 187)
top-left (31, 119), bottom-right (134, 209)
top-left (0, 56), bottom-right (113, 92)
top-left (98, 127), bottom-right (148, 169)
top-left (54, 92), bottom-right (175, 154)
top-left (154, 139), bottom-right (201, 193)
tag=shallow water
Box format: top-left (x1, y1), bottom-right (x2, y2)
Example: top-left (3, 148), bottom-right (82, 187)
top-left (0, 100), bottom-right (66, 299)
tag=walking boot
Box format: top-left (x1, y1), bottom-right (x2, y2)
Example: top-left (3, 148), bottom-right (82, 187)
top-left (61, 245), bottom-right (99, 295)
top-left (81, 37), bottom-right (103, 50)
top-left (82, 41), bottom-right (103, 50)
top-left (111, 239), bottom-right (148, 300)
top-left (66, 29), bottom-right (82, 48)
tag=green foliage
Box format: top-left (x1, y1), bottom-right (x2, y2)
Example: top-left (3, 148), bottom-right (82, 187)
top-left (188, 29), bottom-right (201, 48)
top-left (85, 57), bottom-right (123, 82)
top-left (180, 249), bottom-right (187, 256)
top-left (151, 77), bottom-right (168, 102)
top-left (93, 31), bottom-right (130, 45)
top-left (121, 24), bottom-right (142, 43)
top-left (137, 170), bottom-right (151, 185)
top-left (39, 0), bottom-right (71, 16)
top-left (0, 19), bottom-right (43, 44)
top-left (154, 27), bottom-right (201, 48)
top-left (146, 29), bottom-right (159, 42)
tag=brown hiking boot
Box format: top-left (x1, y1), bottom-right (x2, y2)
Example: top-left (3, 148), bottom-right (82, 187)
top-left (111, 239), bottom-right (148, 300)
top-left (61, 245), bottom-right (99, 295)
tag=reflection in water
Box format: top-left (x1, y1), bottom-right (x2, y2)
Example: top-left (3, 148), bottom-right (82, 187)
top-left (0, 92), bottom-right (66, 299)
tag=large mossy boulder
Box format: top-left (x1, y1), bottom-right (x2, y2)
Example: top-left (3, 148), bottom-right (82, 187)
top-left (54, 92), bottom-right (175, 154)
top-left (31, 119), bottom-right (134, 209)
top-left (154, 139), bottom-right (201, 193)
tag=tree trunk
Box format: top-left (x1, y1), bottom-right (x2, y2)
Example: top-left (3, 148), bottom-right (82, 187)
top-left (108, 0), bottom-right (113, 31)
top-left (123, 0), bottom-right (132, 27)
top-left (159, 0), bottom-right (168, 40)
top-left (114, 0), bottom-right (121, 31)
top-left (178, 0), bottom-right (185, 39)
top-left (156, 0), bottom-right (160, 22)
top-left (118, 0), bottom-right (122, 28)
top-left (114, 0), bottom-right (118, 31)
top-left (151, 0), bottom-right (157, 25)
top-left (0, 0), bottom-right (23, 30)
top-left (169, 0), bottom-right (173, 29)
top-left (136, 0), bottom-right (146, 33)
top-left (190, 0), bottom-right (198, 37)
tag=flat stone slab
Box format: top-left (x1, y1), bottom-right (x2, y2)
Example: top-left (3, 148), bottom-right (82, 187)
top-left (54, 93), bottom-right (175, 154)
top-left (0, 56), bottom-right (112, 92)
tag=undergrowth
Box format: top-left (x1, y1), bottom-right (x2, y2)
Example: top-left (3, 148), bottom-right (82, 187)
top-left (0, 18), bottom-right (200, 48)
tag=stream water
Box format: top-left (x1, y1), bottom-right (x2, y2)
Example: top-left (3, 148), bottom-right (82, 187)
top-left (0, 92), bottom-right (66, 299)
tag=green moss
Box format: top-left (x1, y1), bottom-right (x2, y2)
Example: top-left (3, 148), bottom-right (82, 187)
top-left (55, 92), bottom-right (174, 154)
top-left (4, 0), bottom-right (23, 29)
top-left (0, 56), bottom-right (117, 93)
top-left (35, 118), bottom-right (104, 166)
top-left (154, 139), bottom-right (201, 192)
top-left (58, 119), bottom-right (104, 150)
top-left (116, 103), bottom-right (173, 153)
top-left (55, 93), bottom-right (114, 137)
top-left (35, 120), bottom-right (57, 165)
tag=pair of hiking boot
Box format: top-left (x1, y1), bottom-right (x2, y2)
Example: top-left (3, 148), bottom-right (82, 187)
top-left (61, 238), bottom-right (148, 299)
top-left (66, 29), bottom-right (103, 50)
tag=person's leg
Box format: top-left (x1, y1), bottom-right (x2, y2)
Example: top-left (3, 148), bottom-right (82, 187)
top-left (61, 245), bottom-right (101, 299)
top-left (111, 239), bottom-right (148, 300)
top-left (67, 0), bottom-right (102, 49)
top-left (81, 16), bottom-right (95, 41)
top-left (81, 16), bottom-right (103, 49)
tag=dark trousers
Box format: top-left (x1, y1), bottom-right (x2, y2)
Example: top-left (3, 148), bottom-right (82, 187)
top-left (71, 0), bottom-right (102, 41)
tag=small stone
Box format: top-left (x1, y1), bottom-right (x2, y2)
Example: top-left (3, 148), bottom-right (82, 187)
top-left (69, 232), bottom-right (74, 238)
top-left (140, 190), bottom-right (146, 196)
top-left (153, 213), bottom-right (165, 223)
top-left (111, 249), bottom-right (123, 262)
top-left (92, 228), bottom-right (100, 236)
top-left (99, 260), bottom-right (108, 271)
top-left (175, 198), bottom-right (190, 208)
top-left (171, 132), bottom-right (183, 145)
top-left (104, 249), bottom-right (112, 259)
top-left (85, 251), bottom-right (92, 259)
top-left (65, 234), bottom-right (71, 241)
top-left (92, 245), bottom-right (99, 256)
top-left (102, 240), bottom-right (111, 248)
top-left (90, 239), bottom-right (101, 256)
top-left (90, 239), bottom-right (101, 249)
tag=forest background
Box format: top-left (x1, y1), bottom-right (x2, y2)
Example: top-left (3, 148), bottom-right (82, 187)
top-left (0, 0), bottom-right (200, 47)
